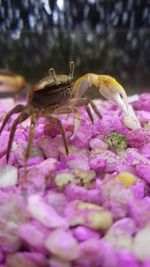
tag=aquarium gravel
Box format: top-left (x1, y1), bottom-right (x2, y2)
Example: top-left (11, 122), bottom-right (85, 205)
top-left (0, 94), bottom-right (150, 267)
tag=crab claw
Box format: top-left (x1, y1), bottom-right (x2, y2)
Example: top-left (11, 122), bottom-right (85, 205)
top-left (73, 73), bottom-right (141, 130)
top-left (123, 104), bottom-right (141, 129)
top-left (98, 75), bottom-right (141, 130)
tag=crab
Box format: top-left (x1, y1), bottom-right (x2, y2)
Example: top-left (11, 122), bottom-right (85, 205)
top-left (0, 61), bottom-right (101, 165)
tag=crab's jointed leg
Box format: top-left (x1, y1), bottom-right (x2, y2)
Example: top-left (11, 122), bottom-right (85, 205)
top-left (71, 97), bottom-right (102, 119)
top-left (42, 111), bottom-right (69, 155)
top-left (54, 98), bottom-right (101, 140)
top-left (24, 112), bottom-right (39, 173)
top-left (6, 109), bottom-right (31, 162)
top-left (53, 105), bottom-right (81, 140)
top-left (0, 104), bottom-right (25, 134)
top-left (85, 105), bottom-right (94, 123)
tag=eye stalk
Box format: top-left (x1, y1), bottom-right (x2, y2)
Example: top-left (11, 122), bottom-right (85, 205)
top-left (69, 61), bottom-right (75, 79)
top-left (49, 68), bottom-right (59, 85)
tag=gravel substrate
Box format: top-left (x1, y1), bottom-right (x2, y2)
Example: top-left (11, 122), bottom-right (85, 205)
top-left (0, 94), bottom-right (150, 267)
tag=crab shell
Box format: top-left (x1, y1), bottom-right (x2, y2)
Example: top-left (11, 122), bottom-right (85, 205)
top-left (31, 74), bottom-right (73, 108)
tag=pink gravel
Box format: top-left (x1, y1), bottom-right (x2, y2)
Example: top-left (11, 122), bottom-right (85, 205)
top-left (0, 93), bottom-right (150, 266)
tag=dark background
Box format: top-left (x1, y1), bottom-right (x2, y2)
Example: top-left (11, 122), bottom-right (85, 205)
top-left (0, 0), bottom-right (150, 96)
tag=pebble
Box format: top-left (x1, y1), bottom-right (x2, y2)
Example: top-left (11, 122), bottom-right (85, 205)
top-left (73, 226), bottom-right (100, 242)
top-left (38, 136), bottom-right (59, 159)
top-left (128, 198), bottom-right (150, 227)
top-left (67, 201), bottom-right (113, 231)
top-left (46, 192), bottom-right (67, 215)
top-left (14, 141), bottom-right (44, 166)
top-left (139, 143), bottom-right (150, 159)
top-left (55, 172), bottom-right (75, 189)
top-left (38, 158), bottom-right (57, 176)
top-left (65, 184), bottom-right (102, 204)
top-left (27, 194), bottom-right (67, 228)
top-left (19, 222), bottom-right (47, 251)
top-left (110, 217), bottom-right (136, 236)
top-left (116, 251), bottom-right (139, 267)
top-left (45, 229), bottom-right (79, 261)
top-left (136, 164), bottom-right (150, 184)
top-left (75, 169), bottom-right (96, 188)
top-left (0, 165), bottom-right (18, 188)
top-left (87, 209), bottom-right (113, 231)
top-left (89, 137), bottom-right (108, 150)
top-left (66, 154), bottom-right (90, 171)
top-left (133, 226), bottom-right (150, 261)
top-left (115, 172), bottom-right (137, 187)
top-left (104, 228), bottom-right (133, 251)
top-left (89, 157), bottom-right (106, 171)
top-left (77, 238), bottom-right (102, 266)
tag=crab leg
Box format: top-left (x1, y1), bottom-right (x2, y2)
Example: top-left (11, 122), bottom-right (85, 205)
top-left (42, 112), bottom-right (69, 155)
top-left (51, 105), bottom-right (77, 115)
top-left (6, 110), bottom-right (30, 162)
top-left (85, 105), bottom-right (94, 123)
top-left (53, 105), bottom-right (81, 140)
top-left (0, 104), bottom-right (25, 134)
top-left (88, 99), bottom-right (102, 119)
top-left (71, 97), bottom-right (102, 119)
top-left (24, 113), bottom-right (38, 168)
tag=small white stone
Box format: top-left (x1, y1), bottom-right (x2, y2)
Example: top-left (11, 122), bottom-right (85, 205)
top-left (133, 226), bottom-right (150, 261)
top-left (45, 229), bottom-right (79, 261)
top-left (104, 228), bottom-right (133, 251)
top-left (0, 98), bottom-right (15, 112)
top-left (28, 195), bottom-right (67, 228)
top-left (0, 165), bottom-right (18, 188)
top-left (55, 172), bottom-right (75, 189)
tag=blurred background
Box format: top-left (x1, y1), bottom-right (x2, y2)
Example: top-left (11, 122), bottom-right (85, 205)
top-left (0, 0), bottom-right (150, 96)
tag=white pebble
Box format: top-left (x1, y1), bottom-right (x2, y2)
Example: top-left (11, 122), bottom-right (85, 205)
top-left (133, 226), bottom-right (150, 261)
top-left (45, 229), bottom-right (79, 261)
top-left (104, 228), bottom-right (133, 251)
top-left (0, 165), bottom-right (18, 188)
top-left (55, 172), bottom-right (75, 189)
top-left (28, 195), bottom-right (67, 228)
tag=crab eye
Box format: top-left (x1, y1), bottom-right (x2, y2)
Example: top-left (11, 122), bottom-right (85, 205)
top-left (48, 68), bottom-right (59, 85)
top-left (69, 61), bottom-right (75, 79)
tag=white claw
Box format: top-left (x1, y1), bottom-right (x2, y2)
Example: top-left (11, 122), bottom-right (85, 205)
top-left (111, 92), bottom-right (128, 114)
top-left (123, 104), bottom-right (141, 129)
top-left (98, 78), bottom-right (141, 130)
